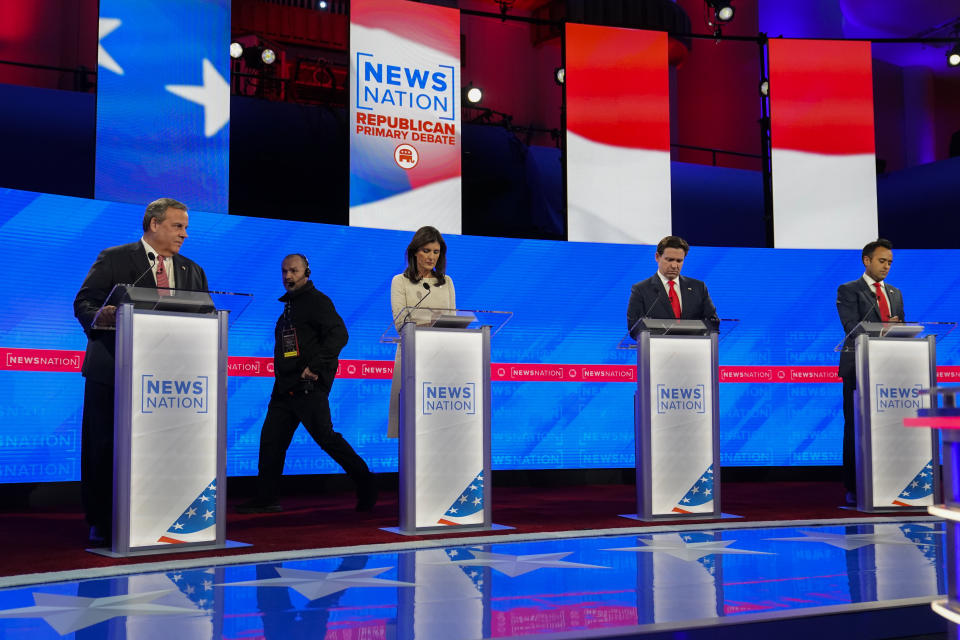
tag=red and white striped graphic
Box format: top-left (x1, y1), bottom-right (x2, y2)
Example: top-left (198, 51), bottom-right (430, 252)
top-left (769, 39), bottom-right (878, 249)
top-left (566, 24), bottom-right (671, 244)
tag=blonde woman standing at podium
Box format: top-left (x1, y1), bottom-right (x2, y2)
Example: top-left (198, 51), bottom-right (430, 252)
top-left (388, 226), bottom-right (456, 437)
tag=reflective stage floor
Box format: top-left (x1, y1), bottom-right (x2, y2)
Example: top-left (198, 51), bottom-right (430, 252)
top-left (0, 517), bottom-right (947, 639)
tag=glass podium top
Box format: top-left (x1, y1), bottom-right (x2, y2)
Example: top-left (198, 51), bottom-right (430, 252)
top-left (380, 308), bottom-right (512, 344)
top-left (91, 284), bottom-right (253, 330)
top-left (834, 320), bottom-right (957, 353)
top-left (617, 318), bottom-right (739, 350)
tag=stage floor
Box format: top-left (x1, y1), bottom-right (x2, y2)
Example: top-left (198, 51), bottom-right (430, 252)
top-left (0, 516), bottom-right (946, 639)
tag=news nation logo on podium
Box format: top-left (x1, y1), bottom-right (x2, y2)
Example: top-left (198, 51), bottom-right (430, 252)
top-left (421, 382), bottom-right (476, 416)
top-left (874, 383), bottom-right (923, 413)
top-left (656, 384), bottom-right (706, 414)
top-left (140, 375), bottom-right (209, 413)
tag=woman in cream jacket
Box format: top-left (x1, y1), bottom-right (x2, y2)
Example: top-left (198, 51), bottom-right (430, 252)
top-left (388, 226), bottom-right (456, 437)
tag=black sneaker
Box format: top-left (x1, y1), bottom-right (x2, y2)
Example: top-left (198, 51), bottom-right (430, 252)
top-left (236, 497), bottom-right (282, 514)
top-left (355, 478), bottom-right (378, 512)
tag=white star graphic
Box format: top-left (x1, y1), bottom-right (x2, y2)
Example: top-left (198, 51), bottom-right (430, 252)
top-left (98, 18), bottom-right (123, 75)
top-left (0, 590), bottom-right (203, 634)
top-left (767, 530), bottom-right (944, 550)
top-left (605, 535), bottom-right (772, 562)
top-left (165, 59), bottom-right (230, 137)
top-left (219, 567), bottom-right (415, 600)
top-left (203, 510), bottom-right (214, 520)
top-left (173, 522), bottom-right (184, 530)
top-left (186, 507), bottom-right (197, 518)
top-left (435, 550), bottom-right (609, 577)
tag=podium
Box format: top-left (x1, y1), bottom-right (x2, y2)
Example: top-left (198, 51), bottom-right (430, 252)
top-left (620, 318), bottom-right (729, 521)
top-left (382, 308), bottom-right (511, 535)
top-left (91, 285), bottom-right (251, 556)
top-left (902, 387), bottom-right (960, 632)
top-left (840, 320), bottom-right (954, 512)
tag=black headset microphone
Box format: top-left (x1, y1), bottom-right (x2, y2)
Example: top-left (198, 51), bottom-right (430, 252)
top-left (296, 253), bottom-right (311, 278)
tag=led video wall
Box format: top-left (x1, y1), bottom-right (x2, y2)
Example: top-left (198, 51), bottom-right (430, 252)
top-left (3, 187), bottom-right (960, 483)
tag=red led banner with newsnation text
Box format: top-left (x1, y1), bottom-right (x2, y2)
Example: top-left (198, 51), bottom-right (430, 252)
top-left (8, 347), bottom-right (960, 383)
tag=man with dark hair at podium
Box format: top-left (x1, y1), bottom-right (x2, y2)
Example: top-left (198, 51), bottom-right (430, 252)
top-left (626, 235), bottom-right (719, 339)
top-left (237, 254), bottom-right (377, 514)
top-left (74, 197), bottom-right (208, 545)
top-left (836, 238), bottom-right (903, 504)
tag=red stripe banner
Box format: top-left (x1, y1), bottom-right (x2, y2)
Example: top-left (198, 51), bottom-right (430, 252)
top-left (7, 347), bottom-right (960, 383)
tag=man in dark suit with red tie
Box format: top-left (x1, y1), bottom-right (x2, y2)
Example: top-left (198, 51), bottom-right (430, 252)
top-left (836, 238), bottom-right (903, 504)
top-left (74, 198), bottom-right (208, 545)
top-left (626, 236), bottom-right (719, 340)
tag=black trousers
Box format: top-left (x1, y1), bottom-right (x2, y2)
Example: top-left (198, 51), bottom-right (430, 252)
top-left (842, 375), bottom-right (857, 494)
top-left (81, 378), bottom-right (114, 529)
top-left (256, 387), bottom-right (371, 500)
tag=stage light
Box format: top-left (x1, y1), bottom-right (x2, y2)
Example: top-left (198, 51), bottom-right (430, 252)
top-left (554, 67), bottom-right (565, 85)
top-left (759, 78), bottom-right (769, 96)
top-left (261, 48), bottom-right (276, 65)
top-left (230, 42), bottom-right (243, 59)
top-left (706, 1), bottom-right (735, 23)
top-left (465, 85), bottom-right (483, 104)
top-left (948, 45), bottom-right (960, 68)
top-left (317, 0), bottom-right (328, 8)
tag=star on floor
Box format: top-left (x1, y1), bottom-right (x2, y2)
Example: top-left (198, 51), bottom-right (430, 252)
top-left (165, 59), bottom-right (230, 137)
top-left (0, 589), bottom-right (205, 635)
top-left (604, 535), bottom-right (773, 562)
top-left (434, 550), bottom-right (609, 577)
top-left (766, 530), bottom-right (944, 551)
top-left (98, 18), bottom-right (124, 75)
top-left (218, 567), bottom-right (415, 600)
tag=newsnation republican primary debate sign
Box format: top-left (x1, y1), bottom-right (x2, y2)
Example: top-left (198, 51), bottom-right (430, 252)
top-left (349, 0), bottom-right (462, 233)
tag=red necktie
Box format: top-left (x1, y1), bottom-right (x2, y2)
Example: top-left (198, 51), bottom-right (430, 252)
top-left (873, 282), bottom-right (890, 321)
top-left (156, 255), bottom-right (171, 296)
top-left (668, 279), bottom-right (681, 319)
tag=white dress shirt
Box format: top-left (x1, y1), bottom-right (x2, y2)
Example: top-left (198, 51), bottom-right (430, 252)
top-left (862, 273), bottom-right (890, 315)
top-left (140, 238), bottom-right (176, 289)
top-left (656, 271), bottom-right (681, 312)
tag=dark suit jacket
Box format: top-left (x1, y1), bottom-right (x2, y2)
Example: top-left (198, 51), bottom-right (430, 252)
top-left (626, 274), bottom-right (719, 338)
top-left (836, 277), bottom-right (905, 379)
top-left (74, 241), bottom-right (208, 385)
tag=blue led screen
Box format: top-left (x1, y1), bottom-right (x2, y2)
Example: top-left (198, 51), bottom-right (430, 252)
top-left (94, 0), bottom-right (230, 213)
top-left (3, 188), bottom-right (960, 483)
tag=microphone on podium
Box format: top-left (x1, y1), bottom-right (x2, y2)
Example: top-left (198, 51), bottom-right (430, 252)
top-left (131, 252), bottom-right (157, 287)
top-left (402, 282), bottom-right (432, 324)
